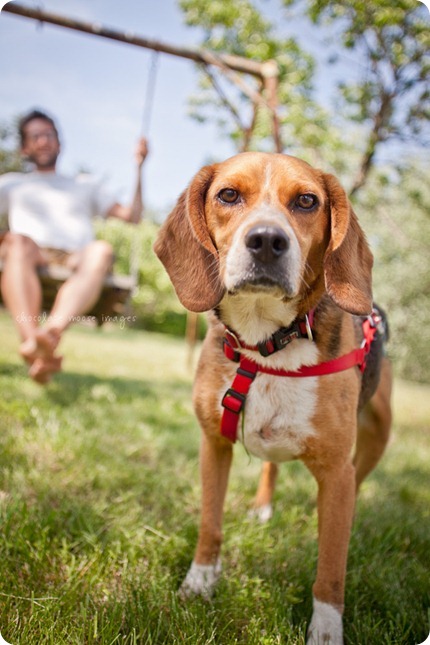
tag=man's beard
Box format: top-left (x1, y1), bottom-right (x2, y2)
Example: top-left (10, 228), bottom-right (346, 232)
top-left (27, 151), bottom-right (59, 169)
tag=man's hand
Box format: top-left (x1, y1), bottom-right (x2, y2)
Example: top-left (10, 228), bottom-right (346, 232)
top-left (135, 138), bottom-right (149, 167)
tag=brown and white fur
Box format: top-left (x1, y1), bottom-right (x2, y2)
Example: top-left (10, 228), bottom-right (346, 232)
top-left (154, 152), bottom-right (392, 644)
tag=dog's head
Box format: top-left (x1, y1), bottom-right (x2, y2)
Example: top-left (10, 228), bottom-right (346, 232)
top-left (154, 152), bottom-right (373, 315)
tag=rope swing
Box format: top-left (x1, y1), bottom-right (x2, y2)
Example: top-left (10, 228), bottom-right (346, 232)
top-left (141, 50), bottom-right (160, 138)
top-left (130, 51), bottom-right (160, 291)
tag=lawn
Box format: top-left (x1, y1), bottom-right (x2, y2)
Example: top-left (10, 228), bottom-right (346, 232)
top-left (0, 309), bottom-right (429, 644)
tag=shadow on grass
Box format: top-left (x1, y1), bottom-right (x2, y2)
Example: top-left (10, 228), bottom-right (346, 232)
top-left (0, 362), bottom-right (22, 378)
top-left (46, 369), bottom-right (191, 406)
top-left (0, 359), bottom-right (192, 430)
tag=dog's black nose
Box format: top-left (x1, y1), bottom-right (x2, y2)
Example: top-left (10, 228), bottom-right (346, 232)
top-left (245, 226), bottom-right (289, 263)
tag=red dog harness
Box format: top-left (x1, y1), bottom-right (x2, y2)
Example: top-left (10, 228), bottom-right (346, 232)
top-left (220, 310), bottom-right (380, 443)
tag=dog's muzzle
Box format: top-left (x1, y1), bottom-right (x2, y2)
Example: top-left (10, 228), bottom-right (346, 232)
top-left (238, 225), bottom-right (295, 294)
top-left (223, 213), bottom-right (301, 297)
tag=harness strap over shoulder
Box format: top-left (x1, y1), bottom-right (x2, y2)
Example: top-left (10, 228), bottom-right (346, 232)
top-left (220, 311), bottom-right (379, 443)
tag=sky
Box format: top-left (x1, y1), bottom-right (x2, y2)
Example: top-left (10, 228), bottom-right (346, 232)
top-left (0, 0), bottom-right (354, 215)
top-left (1, 0), bottom-right (428, 215)
top-left (0, 0), bottom-right (239, 214)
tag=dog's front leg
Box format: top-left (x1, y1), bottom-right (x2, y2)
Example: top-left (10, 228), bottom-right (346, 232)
top-left (306, 461), bottom-right (356, 645)
top-left (180, 433), bottom-right (233, 600)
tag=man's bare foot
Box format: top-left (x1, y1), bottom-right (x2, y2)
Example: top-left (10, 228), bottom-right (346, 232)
top-left (28, 355), bottom-right (63, 384)
top-left (20, 328), bottom-right (61, 363)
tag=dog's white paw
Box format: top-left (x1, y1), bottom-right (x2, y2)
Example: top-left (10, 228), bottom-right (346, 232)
top-left (306, 597), bottom-right (344, 645)
top-left (178, 559), bottom-right (222, 600)
top-left (248, 503), bottom-right (273, 523)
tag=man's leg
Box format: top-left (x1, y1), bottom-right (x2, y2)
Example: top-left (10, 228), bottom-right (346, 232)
top-left (48, 240), bottom-right (113, 331)
top-left (0, 233), bottom-right (45, 343)
top-left (1, 233), bottom-right (62, 382)
top-left (1, 236), bottom-right (113, 382)
top-left (28, 240), bottom-right (113, 382)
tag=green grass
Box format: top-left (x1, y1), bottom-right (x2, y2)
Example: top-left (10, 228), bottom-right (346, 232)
top-left (0, 309), bottom-right (429, 644)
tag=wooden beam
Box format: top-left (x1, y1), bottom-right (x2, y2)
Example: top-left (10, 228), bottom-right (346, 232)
top-left (2, 3), bottom-right (266, 79)
top-left (3, 3), bottom-right (284, 152)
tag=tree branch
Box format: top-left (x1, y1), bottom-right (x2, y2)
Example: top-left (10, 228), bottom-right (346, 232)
top-left (349, 91), bottom-right (393, 196)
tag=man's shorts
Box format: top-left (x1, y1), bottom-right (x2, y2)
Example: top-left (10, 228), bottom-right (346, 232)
top-left (0, 235), bottom-right (113, 272)
top-left (40, 248), bottom-right (80, 271)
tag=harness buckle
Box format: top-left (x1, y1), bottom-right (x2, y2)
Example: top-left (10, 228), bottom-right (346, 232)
top-left (237, 366), bottom-right (258, 379)
top-left (359, 313), bottom-right (379, 371)
top-left (257, 326), bottom-right (299, 356)
top-left (371, 308), bottom-right (387, 338)
top-left (222, 388), bottom-right (246, 414)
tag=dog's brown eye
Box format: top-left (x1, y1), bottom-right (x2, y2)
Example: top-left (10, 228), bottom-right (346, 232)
top-left (296, 193), bottom-right (318, 210)
top-left (218, 188), bottom-right (240, 204)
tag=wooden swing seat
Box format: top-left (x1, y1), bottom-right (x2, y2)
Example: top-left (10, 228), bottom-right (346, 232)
top-left (0, 232), bottom-right (135, 326)
top-left (37, 264), bottom-right (135, 326)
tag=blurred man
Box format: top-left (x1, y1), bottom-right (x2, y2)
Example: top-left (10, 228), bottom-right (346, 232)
top-left (0, 109), bottom-right (148, 383)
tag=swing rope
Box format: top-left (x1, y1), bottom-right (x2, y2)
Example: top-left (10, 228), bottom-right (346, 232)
top-left (129, 50), bottom-right (160, 291)
top-left (141, 51), bottom-right (160, 138)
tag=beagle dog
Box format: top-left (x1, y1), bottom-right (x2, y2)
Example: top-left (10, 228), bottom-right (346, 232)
top-left (154, 152), bottom-right (392, 644)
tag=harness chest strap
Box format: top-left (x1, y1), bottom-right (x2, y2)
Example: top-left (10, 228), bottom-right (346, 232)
top-left (221, 316), bottom-right (378, 443)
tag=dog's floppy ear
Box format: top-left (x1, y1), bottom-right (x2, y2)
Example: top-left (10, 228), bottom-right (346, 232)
top-left (153, 165), bottom-right (224, 312)
top-left (323, 173), bottom-right (373, 315)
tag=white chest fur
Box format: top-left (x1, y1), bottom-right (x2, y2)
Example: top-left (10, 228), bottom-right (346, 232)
top-left (240, 370), bottom-right (318, 462)
top-left (220, 340), bottom-right (319, 462)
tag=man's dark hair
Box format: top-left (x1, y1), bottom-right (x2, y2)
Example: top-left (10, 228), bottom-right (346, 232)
top-left (18, 109), bottom-right (59, 145)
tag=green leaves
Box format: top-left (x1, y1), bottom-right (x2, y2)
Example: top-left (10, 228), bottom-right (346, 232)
top-left (180, 0), bottom-right (319, 151)
top-left (180, 0), bottom-right (429, 192)
top-left (0, 121), bottom-right (24, 175)
top-left (297, 0), bottom-right (430, 149)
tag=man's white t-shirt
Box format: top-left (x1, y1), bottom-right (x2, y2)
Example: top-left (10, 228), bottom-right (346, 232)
top-left (0, 171), bottom-right (117, 252)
